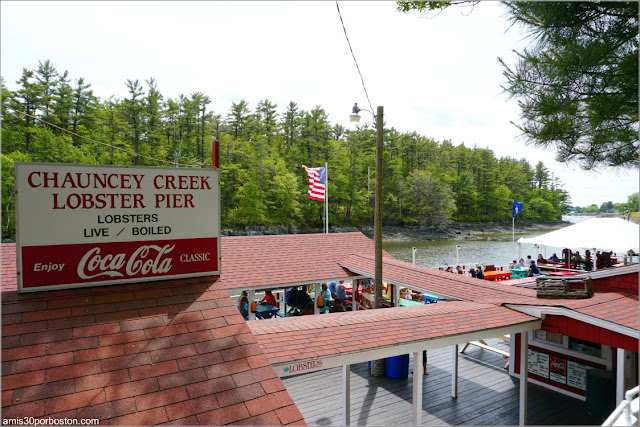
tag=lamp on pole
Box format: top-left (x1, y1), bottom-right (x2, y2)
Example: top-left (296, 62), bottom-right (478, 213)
top-left (350, 103), bottom-right (384, 309)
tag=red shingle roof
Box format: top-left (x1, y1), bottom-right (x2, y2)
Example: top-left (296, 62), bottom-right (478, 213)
top-left (220, 232), bottom-right (393, 289)
top-left (1, 243), bottom-right (304, 425)
top-left (248, 302), bottom-right (539, 365)
top-left (560, 292), bottom-right (639, 331)
top-left (339, 253), bottom-right (639, 332)
top-left (2, 233), bottom-right (637, 424)
top-left (339, 254), bottom-right (541, 304)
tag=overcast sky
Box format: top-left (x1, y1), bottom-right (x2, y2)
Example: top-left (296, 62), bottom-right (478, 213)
top-left (2, 1), bottom-right (638, 207)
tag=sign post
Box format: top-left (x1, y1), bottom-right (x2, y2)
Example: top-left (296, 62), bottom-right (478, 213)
top-left (15, 163), bottom-right (221, 292)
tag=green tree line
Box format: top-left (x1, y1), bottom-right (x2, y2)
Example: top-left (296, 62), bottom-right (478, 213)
top-left (1, 60), bottom-right (570, 239)
top-left (572, 193), bottom-right (639, 215)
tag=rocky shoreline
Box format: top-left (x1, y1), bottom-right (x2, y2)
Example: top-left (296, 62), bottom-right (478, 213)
top-left (0, 220), bottom-right (569, 244)
top-left (222, 219), bottom-right (570, 242)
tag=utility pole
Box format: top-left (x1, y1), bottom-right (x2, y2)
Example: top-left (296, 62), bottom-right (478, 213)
top-left (349, 103), bottom-right (384, 309)
top-left (374, 106), bottom-right (384, 309)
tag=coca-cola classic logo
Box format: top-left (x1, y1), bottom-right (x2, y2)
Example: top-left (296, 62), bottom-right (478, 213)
top-left (77, 244), bottom-right (175, 279)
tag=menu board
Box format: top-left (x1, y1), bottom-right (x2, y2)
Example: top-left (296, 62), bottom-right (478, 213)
top-left (567, 360), bottom-right (592, 391)
top-left (527, 347), bottom-right (596, 391)
top-left (528, 349), bottom-right (549, 378)
top-left (549, 355), bottom-right (567, 384)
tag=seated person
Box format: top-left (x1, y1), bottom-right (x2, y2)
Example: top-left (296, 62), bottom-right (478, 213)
top-left (260, 289), bottom-right (276, 306)
top-left (509, 260), bottom-right (518, 269)
top-left (286, 286), bottom-right (298, 306)
top-left (302, 302), bottom-right (315, 316)
top-left (528, 261), bottom-right (540, 277)
top-left (572, 251), bottom-right (583, 261)
top-left (583, 250), bottom-right (593, 270)
top-left (320, 283), bottom-right (332, 301)
top-left (330, 300), bottom-right (346, 313)
top-left (335, 281), bottom-right (348, 302)
top-left (328, 281), bottom-right (338, 299)
top-left (445, 266), bottom-right (453, 273)
top-left (399, 287), bottom-right (411, 299)
top-left (468, 268), bottom-right (477, 278)
top-left (549, 253), bottom-right (559, 262)
top-left (516, 258), bottom-right (526, 268)
top-left (295, 285), bottom-right (311, 313)
top-left (537, 254), bottom-right (547, 264)
top-left (360, 285), bottom-right (373, 309)
top-left (237, 290), bottom-right (249, 320)
top-left (455, 266), bottom-right (463, 274)
top-left (476, 267), bottom-right (484, 280)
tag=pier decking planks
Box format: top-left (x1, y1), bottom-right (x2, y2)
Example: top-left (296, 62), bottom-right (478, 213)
top-left (281, 338), bottom-right (603, 426)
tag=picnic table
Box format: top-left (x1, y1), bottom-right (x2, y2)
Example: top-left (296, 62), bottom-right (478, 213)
top-left (510, 268), bottom-right (528, 279)
top-left (255, 304), bottom-right (280, 319)
top-left (483, 270), bottom-right (512, 281)
top-left (548, 271), bottom-right (578, 277)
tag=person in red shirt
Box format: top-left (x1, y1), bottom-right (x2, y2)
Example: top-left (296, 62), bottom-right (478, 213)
top-left (260, 289), bottom-right (277, 306)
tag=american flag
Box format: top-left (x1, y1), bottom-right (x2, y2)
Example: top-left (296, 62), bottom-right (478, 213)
top-left (301, 165), bottom-right (326, 201)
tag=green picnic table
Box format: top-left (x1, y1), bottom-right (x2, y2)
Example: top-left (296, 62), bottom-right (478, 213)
top-left (510, 268), bottom-right (528, 279)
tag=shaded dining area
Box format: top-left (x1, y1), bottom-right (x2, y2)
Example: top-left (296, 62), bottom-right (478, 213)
top-left (281, 338), bottom-right (603, 426)
top-left (248, 302), bottom-right (543, 426)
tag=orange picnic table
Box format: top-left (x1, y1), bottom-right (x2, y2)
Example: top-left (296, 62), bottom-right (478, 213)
top-left (483, 270), bottom-right (512, 281)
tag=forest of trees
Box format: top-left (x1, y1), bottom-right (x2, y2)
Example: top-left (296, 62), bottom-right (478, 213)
top-left (1, 60), bottom-right (571, 239)
top-left (572, 193), bottom-right (639, 215)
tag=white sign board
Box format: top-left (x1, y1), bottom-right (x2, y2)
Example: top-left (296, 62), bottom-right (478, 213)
top-left (567, 360), bottom-right (592, 391)
top-left (15, 163), bottom-right (220, 292)
top-left (528, 348), bottom-right (550, 378)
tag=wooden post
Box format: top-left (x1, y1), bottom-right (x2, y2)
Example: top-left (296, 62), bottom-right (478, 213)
top-left (393, 284), bottom-right (400, 308)
top-left (373, 106), bottom-right (384, 309)
top-left (248, 289), bottom-right (255, 321)
top-left (519, 332), bottom-right (528, 426)
top-left (343, 364), bottom-right (351, 426)
top-left (352, 280), bottom-right (358, 312)
top-left (211, 139), bottom-right (219, 168)
top-left (412, 351), bottom-right (423, 425)
top-left (314, 283), bottom-right (320, 315)
top-left (451, 344), bottom-right (459, 398)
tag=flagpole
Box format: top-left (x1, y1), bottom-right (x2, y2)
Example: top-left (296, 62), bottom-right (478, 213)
top-left (325, 162), bottom-right (329, 234)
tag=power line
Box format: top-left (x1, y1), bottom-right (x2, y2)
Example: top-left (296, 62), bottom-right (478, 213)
top-left (335, 1), bottom-right (375, 114)
top-left (3, 106), bottom-right (202, 168)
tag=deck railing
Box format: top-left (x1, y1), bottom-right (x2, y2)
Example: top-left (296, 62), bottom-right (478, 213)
top-left (602, 386), bottom-right (639, 426)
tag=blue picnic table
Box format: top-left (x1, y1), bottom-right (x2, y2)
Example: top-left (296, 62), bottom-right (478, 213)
top-left (255, 304), bottom-right (280, 319)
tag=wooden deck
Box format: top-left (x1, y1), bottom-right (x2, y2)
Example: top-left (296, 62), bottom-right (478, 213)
top-left (281, 338), bottom-right (603, 426)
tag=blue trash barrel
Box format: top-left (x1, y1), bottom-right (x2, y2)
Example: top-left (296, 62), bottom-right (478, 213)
top-left (386, 354), bottom-right (409, 379)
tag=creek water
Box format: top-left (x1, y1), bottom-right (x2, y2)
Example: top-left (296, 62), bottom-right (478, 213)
top-left (382, 215), bottom-right (590, 270)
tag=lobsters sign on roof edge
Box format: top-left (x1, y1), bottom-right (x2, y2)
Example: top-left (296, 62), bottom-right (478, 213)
top-left (517, 217), bottom-right (640, 253)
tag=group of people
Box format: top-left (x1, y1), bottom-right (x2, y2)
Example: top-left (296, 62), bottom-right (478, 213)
top-left (540, 248), bottom-right (614, 271)
top-left (285, 281), bottom-right (351, 315)
top-left (236, 289), bottom-right (278, 320)
top-left (285, 285), bottom-right (314, 315)
top-left (510, 257), bottom-right (541, 276)
top-left (439, 265), bottom-right (484, 279)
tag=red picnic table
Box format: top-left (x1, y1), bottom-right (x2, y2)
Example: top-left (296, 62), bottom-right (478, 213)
top-left (548, 271), bottom-right (578, 276)
top-left (483, 270), bottom-right (512, 281)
